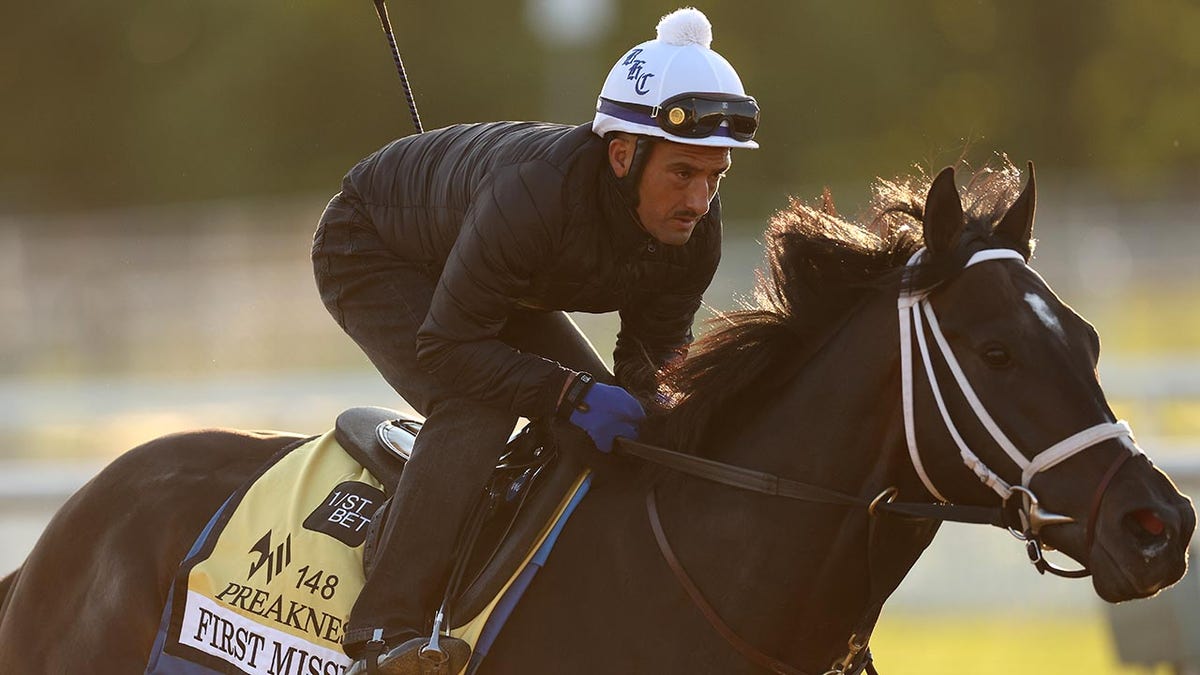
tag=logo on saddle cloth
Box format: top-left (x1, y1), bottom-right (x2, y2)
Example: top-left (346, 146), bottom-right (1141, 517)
top-left (150, 431), bottom-right (387, 675)
top-left (303, 481), bottom-right (385, 548)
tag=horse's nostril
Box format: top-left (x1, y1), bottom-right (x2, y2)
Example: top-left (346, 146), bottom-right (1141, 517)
top-left (1132, 508), bottom-right (1166, 537)
top-left (1122, 508), bottom-right (1172, 560)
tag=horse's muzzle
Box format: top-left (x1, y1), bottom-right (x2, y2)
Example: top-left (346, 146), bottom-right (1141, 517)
top-left (1091, 485), bottom-right (1195, 602)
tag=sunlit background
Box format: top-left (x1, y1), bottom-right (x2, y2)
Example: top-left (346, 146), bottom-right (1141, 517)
top-left (2, 1), bottom-right (1198, 673)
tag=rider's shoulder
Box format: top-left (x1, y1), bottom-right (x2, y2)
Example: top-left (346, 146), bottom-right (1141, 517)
top-left (409, 121), bottom-right (601, 176)
top-left (482, 123), bottom-right (606, 189)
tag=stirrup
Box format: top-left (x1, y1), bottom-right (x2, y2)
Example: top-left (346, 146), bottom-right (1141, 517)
top-left (419, 634), bottom-right (472, 674)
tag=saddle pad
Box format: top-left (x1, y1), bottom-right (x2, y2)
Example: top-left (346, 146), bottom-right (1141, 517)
top-left (146, 430), bottom-right (385, 675)
top-left (144, 427), bottom-right (594, 675)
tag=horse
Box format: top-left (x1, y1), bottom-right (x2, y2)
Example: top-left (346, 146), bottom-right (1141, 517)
top-left (0, 161), bottom-right (1193, 675)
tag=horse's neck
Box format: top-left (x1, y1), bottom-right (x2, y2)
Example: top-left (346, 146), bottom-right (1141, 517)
top-left (490, 298), bottom-right (938, 674)
top-left (650, 296), bottom-right (936, 668)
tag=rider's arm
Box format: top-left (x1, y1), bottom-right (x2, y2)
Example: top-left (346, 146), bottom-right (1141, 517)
top-left (415, 161), bottom-right (574, 418)
top-left (613, 210), bottom-right (722, 399)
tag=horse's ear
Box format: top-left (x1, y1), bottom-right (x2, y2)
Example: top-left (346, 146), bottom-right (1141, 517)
top-left (922, 167), bottom-right (964, 256)
top-left (994, 161), bottom-right (1037, 255)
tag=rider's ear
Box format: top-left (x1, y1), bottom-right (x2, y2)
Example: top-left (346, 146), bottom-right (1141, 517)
top-left (994, 161), bottom-right (1037, 257)
top-left (608, 135), bottom-right (634, 178)
top-left (922, 166), bottom-right (964, 257)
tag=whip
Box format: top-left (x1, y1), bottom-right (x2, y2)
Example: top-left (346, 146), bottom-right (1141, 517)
top-left (371, 0), bottom-right (423, 134)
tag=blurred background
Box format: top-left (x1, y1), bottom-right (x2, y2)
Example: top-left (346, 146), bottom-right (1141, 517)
top-left (1, 1), bottom-right (1197, 672)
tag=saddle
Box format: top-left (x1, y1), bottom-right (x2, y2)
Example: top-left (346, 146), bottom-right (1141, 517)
top-left (332, 406), bottom-right (587, 626)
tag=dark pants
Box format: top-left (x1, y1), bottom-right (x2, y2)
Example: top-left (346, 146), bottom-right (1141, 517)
top-left (312, 211), bottom-right (610, 650)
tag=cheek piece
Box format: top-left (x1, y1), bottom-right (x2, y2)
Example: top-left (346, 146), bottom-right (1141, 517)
top-left (608, 134), bottom-right (656, 216)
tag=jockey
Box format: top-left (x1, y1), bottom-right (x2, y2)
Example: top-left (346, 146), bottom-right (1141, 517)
top-left (312, 8), bottom-right (759, 674)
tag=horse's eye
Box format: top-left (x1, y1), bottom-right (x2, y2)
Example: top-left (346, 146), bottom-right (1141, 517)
top-left (981, 344), bottom-right (1011, 368)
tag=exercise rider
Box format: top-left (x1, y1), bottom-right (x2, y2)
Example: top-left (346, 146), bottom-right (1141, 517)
top-left (311, 8), bottom-right (760, 674)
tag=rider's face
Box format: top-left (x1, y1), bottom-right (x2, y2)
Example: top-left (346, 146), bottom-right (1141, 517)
top-left (610, 137), bottom-right (731, 246)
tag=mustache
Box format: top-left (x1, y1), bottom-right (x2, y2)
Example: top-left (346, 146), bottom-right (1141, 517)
top-left (671, 210), bottom-right (703, 220)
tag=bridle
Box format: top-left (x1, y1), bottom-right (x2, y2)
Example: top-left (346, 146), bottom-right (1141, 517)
top-left (898, 247), bottom-right (1141, 576)
top-left (614, 245), bottom-right (1147, 674)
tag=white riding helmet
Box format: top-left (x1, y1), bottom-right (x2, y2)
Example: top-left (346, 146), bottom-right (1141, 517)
top-left (592, 8), bottom-right (759, 149)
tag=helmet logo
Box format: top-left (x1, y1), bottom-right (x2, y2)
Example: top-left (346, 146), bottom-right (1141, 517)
top-left (621, 48), bottom-right (655, 96)
top-left (668, 107), bottom-right (687, 125)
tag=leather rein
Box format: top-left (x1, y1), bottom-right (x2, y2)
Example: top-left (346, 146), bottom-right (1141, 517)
top-left (611, 246), bottom-right (1148, 674)
top-left (617, 434), bottom-right (1137, 675)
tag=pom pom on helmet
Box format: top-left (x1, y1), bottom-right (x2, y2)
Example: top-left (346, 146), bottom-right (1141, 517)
top-left (592, 7), bottom-right (759, 150)
top-left (655, 7), bottom-right (713, 48)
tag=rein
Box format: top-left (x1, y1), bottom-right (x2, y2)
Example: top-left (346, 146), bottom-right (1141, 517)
top-left (645, 488), bottom-right (816, 675)
top-left (614, 436), bottom-right (1000, 675)
top-left (616, 438), bottom-right (1009, 527)
top-left (613, 245), bottom-right (1150, 674)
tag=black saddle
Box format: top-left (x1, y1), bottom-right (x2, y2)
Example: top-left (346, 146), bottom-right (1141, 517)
top-left (332, 406), bottom-right (585, 626)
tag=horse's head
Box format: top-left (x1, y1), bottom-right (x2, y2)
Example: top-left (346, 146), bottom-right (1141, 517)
top-left (912, 165), bottom-right (1195, 602)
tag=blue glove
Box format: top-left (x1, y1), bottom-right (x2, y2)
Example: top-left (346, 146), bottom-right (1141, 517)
top-left (559, 374), bottom-right (645, 453)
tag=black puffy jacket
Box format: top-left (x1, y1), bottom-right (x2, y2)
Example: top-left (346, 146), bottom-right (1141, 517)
top-left (329, 122), bottom-right (721, 418)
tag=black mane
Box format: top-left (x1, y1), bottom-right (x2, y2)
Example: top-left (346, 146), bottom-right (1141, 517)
top-left (649, 158), bottom-right (1030, 454)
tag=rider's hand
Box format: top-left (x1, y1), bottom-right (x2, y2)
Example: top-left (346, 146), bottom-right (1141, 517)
top-left (557, 373), bottom-right (646, 453)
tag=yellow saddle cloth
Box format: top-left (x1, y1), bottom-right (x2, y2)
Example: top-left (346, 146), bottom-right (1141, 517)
top-left (147, 428), bottom-right (588, 675)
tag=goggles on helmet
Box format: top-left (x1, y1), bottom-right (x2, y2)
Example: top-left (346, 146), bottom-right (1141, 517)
top-left (596, 92), bottom-right (760, 143)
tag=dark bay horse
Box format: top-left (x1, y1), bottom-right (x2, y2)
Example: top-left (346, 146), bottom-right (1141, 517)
top-left (0, 163), bottom-right (1193, 674)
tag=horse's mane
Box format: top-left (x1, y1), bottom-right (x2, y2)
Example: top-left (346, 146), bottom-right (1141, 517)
top-left (649, 158), bottom-right (1031, 454)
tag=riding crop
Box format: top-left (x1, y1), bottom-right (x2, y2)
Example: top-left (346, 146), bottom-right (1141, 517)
top-left (370, 0), bottom-right (423, 134)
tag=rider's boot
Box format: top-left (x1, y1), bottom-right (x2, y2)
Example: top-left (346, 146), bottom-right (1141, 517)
top-left (342, 398), bottom-right (515, 675)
